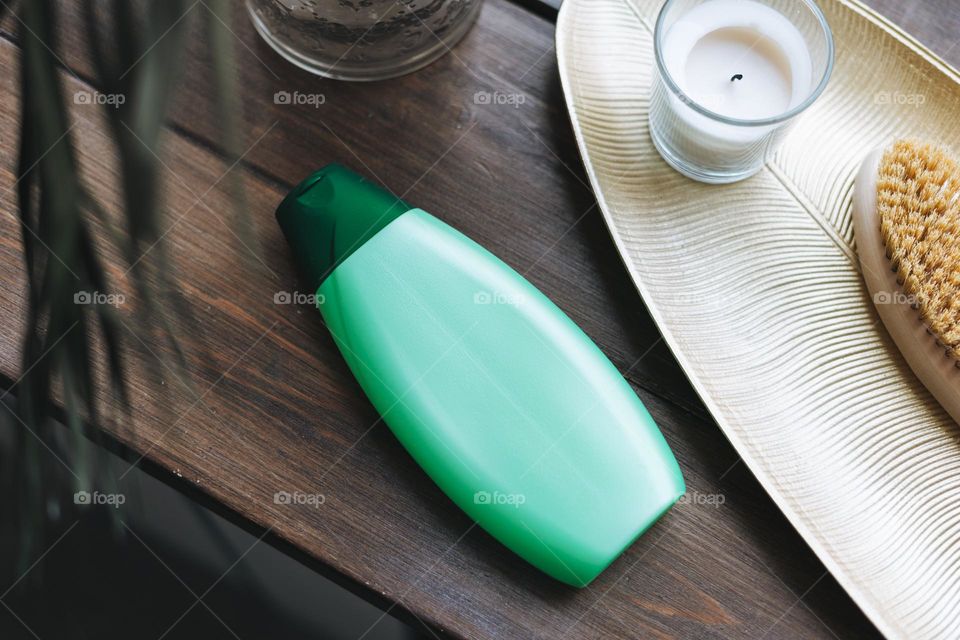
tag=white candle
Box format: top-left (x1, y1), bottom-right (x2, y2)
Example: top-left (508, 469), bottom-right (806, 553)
top-left (648, 0), bottom-right (830, 183)
top-left (662, 0), bottom-right (813, 122)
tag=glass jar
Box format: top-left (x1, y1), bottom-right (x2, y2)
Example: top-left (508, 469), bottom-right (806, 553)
top-left (246, 0), bottom-right (483, 81)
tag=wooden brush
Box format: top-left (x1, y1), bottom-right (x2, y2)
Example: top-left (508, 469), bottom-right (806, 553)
top-left (853, 139), bottom-right (960, 424)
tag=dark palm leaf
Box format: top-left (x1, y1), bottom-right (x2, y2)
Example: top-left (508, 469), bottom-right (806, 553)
top-left (2, 0), bottom-right (244, 571)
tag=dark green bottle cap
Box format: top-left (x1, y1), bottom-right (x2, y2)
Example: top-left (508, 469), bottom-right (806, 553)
top-left (276, 164), bottom-right (412, 290)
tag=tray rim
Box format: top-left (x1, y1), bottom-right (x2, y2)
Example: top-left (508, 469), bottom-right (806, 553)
top-left (555, 1), bottom-right (960, 637)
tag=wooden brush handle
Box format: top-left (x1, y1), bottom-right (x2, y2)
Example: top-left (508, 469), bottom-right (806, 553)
top-left (853, 147), bottom-right (960, 426)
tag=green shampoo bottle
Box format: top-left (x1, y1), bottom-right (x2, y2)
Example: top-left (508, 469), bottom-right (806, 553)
top-left (277, 165), bottom-right (684, 587)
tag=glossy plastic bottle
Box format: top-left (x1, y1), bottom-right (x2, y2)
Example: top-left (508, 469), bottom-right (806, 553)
top-left (277, 165), bottom-right (684, 587)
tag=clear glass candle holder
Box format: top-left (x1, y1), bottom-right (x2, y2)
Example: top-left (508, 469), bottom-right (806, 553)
top-left (648, 0), bottom-right (834, 183)
top-left (247, 0), bottom-right (483, 81)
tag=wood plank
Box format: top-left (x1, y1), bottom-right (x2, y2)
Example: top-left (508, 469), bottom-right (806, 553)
top-left (3, 0), bottom-right (710, 421)
top-left (8, 0), bottom-right (954, 637)
top-left (859, 0), bottom-right (960, 67)
top-left (23, 0), bottom-right (959, 423)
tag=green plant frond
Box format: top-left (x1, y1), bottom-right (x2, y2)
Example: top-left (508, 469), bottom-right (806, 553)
top-left (4, 0), bottom-right (247, 570)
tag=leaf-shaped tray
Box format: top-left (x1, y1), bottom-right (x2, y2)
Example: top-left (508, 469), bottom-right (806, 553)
top-left (556, 1), bottom-right (960, 638)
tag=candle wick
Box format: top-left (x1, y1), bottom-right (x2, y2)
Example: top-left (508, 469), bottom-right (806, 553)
top-left (730, 73), bottom-right (744, 82)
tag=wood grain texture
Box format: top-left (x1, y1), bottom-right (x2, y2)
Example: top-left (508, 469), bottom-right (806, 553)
top-left (0, 0), bottom-right (953, 637)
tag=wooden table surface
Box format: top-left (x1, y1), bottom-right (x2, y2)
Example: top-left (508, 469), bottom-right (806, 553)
top-left (1, 0), bottom-right (958, 638)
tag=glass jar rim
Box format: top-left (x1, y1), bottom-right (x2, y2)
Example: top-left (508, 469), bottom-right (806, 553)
top-left (653, 0), bottom-right (835, 127)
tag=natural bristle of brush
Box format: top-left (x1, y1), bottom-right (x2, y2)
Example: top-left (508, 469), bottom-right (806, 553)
top-left (876, 140), bottom-right (960, 361)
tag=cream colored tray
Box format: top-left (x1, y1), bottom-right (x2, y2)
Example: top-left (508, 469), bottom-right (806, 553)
top-left (556, 1), bottom-right (960, 638)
